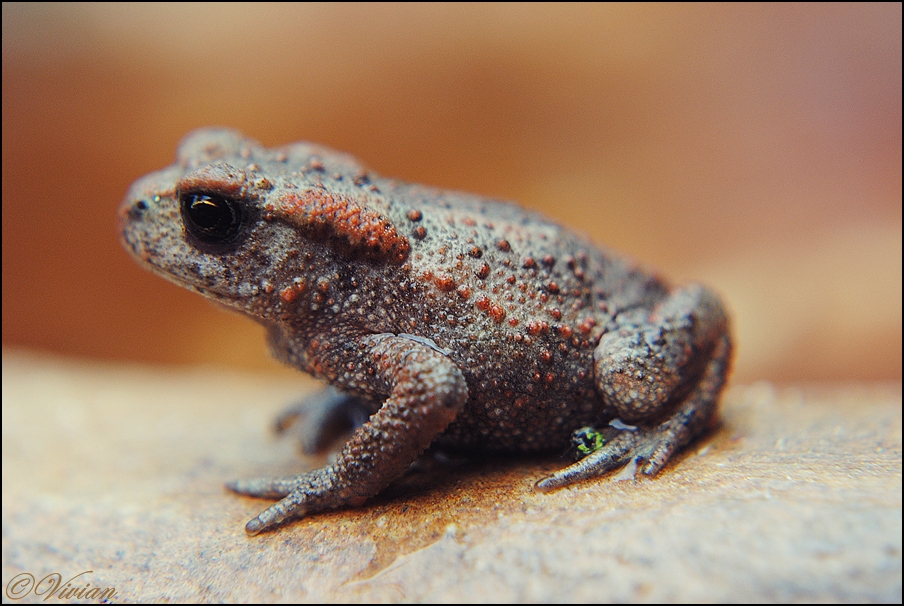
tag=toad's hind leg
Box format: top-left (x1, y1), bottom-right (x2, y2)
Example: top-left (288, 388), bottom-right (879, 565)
top-left (537, 284), bottom-right (731, 491)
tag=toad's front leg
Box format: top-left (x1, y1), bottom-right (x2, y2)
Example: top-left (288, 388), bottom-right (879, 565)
top-left (228, 334), bottom-right (468, 534)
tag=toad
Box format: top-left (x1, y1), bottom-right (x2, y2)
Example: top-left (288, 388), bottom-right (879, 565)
top-left (119, 128), bottom-right (732, 534)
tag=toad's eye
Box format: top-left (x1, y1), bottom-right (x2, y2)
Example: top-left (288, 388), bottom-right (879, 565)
top-left (180, 192), bottom-right (243, 244)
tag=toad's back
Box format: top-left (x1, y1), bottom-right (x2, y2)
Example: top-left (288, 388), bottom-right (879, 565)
top-left (359, 181), bottom-right (672, 450)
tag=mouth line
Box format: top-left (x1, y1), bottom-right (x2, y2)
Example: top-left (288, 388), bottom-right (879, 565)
top-left (121, 230), bottom-right (254, 305)
top-left (126, 251), bottom-right (240, 303)
top-left (187, 283), bottom-right (241, 303)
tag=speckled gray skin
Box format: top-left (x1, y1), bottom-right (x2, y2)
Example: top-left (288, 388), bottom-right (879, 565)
top-left (119, 128), bottom-right (732, 534)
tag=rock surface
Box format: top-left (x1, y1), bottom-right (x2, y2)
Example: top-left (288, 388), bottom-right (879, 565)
top-left (2, 351), bottom-right (901, 602)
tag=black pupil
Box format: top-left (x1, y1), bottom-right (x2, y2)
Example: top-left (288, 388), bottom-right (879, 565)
top-left (180, 193), bottom-right (242, 244)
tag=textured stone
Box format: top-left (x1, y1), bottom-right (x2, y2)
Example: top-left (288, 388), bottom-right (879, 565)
top-left (2, 351), bottom-right (900, 602)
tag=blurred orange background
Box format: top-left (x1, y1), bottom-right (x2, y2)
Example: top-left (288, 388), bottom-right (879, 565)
top-left (3, 3), bottom-right (900, 383)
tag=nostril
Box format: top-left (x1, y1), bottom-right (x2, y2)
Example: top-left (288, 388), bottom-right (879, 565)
top-left (122, 199), bottom-right (148, 222)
